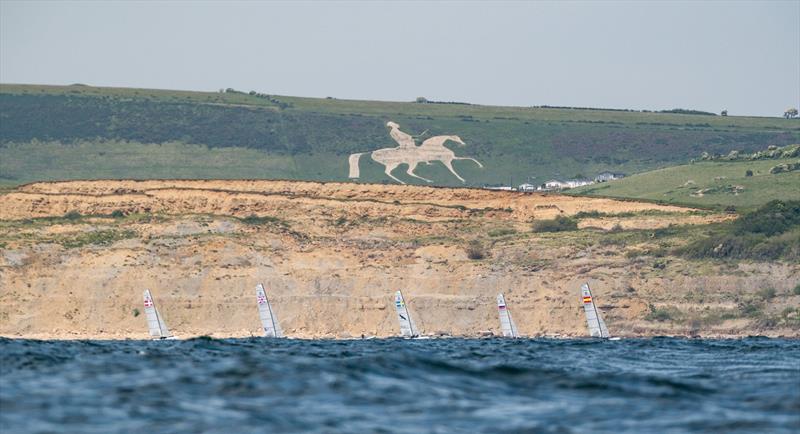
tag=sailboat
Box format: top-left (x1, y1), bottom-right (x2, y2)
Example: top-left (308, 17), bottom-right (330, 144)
top-left (143, 289), bottom-right (175, 340)
top-left (255, 283), bottom-right (284, 338)
top-left (497, 293), bottom-right (519, 338)
top-left (394, 290), bottom-right (419, 338)
top-left (581, 283), bottom-right (617, 340)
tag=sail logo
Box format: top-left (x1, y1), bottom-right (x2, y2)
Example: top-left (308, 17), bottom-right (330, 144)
top-left (143, 298), bottom-right (153, 307)
top-left (583, 296), bottom-right (592, 304)
top-left (257, 295), bottom-right (267, 305)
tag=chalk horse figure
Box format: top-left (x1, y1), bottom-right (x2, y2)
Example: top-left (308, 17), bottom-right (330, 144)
top-left (348, 122), bottom-right (483, 184)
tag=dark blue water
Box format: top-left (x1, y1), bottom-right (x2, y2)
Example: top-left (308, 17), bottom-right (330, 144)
top-left (1, 338), bottom-right (798, 433)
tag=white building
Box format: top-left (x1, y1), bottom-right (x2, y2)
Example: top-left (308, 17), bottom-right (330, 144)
top-left (594, 172), bottom-right (626, 182)
top-left (543, 179), bottom-right (567, 190)
top-left (517, 183), bottom-right (538, 192)
top-left (564, 179), bottom-right (594, 189)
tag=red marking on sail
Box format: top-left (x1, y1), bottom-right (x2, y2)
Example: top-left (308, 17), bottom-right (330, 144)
top-left (583, 296), bottom-right (592, 304)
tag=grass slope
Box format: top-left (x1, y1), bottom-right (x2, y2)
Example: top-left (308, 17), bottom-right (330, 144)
top-left (572, 158), bottom-right (800, 210)
top-left (1, 83), bottom-right (799, 187)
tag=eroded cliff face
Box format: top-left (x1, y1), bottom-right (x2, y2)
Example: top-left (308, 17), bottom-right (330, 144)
top-left (0, 180), bottom-right (797, 339)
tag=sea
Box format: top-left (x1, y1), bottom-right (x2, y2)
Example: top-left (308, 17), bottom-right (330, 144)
top-left (1, 337), bottom-right (798, 433)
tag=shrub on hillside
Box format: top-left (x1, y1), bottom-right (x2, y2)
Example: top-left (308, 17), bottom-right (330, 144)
top-left (659, 108), bottom-right (716, 116)
top-left (574, 210), bottom-right (603, 219)
top-left (241, 214), bottom-right (284, 226)
top-left (678, 200), bottom-right (800, 261)
top-left (733, 200), bottom-right (800, 236)
top-left (63, 210), bottom-right (82, 220)
top-left (488, 227), bottom-right (517, 237)
top-left (757, 287), bottom-right (777, 301)
top-left (465, 240), bottom-right (487, 260)
top-left (532, 216), bottom-right (578, 233)
top-left (645, 304), bottom-right (678, 322)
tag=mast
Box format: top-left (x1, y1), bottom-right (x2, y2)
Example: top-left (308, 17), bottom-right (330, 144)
top-left (256, 283), bottom-right (282, 338)
top-left (509, 310), bottom-right (518, 338)
top-left (154, 303), bottom-right (164, 337)
top-left (266, 296), bottom-right (278, 338)
top-left (497, 293), bottom-right (518, 338)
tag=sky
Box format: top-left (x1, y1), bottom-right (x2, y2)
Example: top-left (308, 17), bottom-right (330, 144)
top-left (1, 0), bottom-right (798, 117)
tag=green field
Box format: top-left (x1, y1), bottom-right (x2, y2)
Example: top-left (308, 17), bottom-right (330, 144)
top-left (1, 83), bottom-right (799, 188)
top-left (571, 158), bottom-right (800, 210)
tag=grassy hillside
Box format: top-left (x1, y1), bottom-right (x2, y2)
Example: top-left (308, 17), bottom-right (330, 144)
top-left (571, 155), bottom-right (800, 210)
top-left (1, 83), bottom-right (799, 187)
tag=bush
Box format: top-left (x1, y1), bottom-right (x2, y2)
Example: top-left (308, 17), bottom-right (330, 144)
top-left (678, 231), bottom-right (800, 261)
top-left (659, 108), bottom-right (717, 116)
top-left (608, 223), bottom-right (624, 233)
top-left (532, 216), bottom-right (578, 233)
top-left (645, 304), bottom-right (676, 321)
top-left (734, 200), bottom-right (800, 236)
top-left (133, 308), bottom-right (140, 317)
top-left (488, 227), bottom-right (516, 237)
top-left (63, 210), bottom-right (82, 220)
top-left (241, 214), bottom-right (284, 226)
top-left (739, 300), bottom-right (762, 318)
top-left (745, 169), bottom-right (753, 177)
top-left (465, 241), bottom-right (487, 260)
top-left (679, 200), bottom-right (800, 261)
top-left (110, 210), bottom-right (125, 218)
top-left (794, 283), bottom-right (800, 296)
top-left (574, 210), bottom-right (603, 219)
top-left (59, 229), bottom-right (137, 248)
top-left (757, 287), bottom-right (776, 301)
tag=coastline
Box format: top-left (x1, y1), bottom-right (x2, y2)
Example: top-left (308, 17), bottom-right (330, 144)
top-left (2, 180), bottom-right (798, 340)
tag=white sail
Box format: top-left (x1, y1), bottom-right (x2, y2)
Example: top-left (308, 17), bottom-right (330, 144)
top-left (256, 283), bottom-right (283, 338)
top-left (581, 283), bottom-right (610, 338)
top-left (143, 289), bottom-right (172, 339)
top-left (394, 290), bottom-right (417, 338)
top-left (497, 293), bottom-right (519, 338)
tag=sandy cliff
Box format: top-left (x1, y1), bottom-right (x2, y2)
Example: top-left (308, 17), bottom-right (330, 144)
top-left (0, 180), bottom-right (797, 339)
